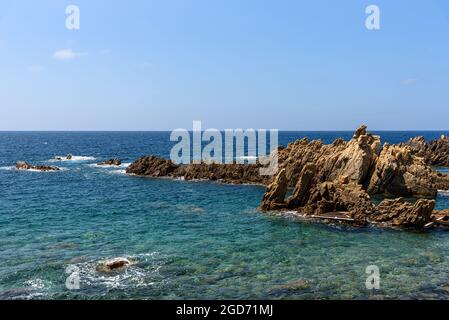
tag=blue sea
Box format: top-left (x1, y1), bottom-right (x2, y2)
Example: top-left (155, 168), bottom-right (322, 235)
top-left (1, 131), bottom-right (449, 300)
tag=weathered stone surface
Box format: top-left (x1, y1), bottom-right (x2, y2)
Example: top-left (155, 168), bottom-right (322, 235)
top-left (16, 161), bottom-right (60, 172)
top-left (366, 144), bottom-right (439, 198)
top-left (300, 179), bottom-right (376, 221)
top-left (286, 163), bottom-right (316, 209)
top-left (373, 198), bottom-right (435, 228)
top-left (98, 158), bottom-right (122, 166)
top-left (403, 135), bottom-right (449, 167)
top-left (260, 169), bottom-right (288, 210)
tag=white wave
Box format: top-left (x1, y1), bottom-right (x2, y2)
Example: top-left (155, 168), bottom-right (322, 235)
top-left (438, 190), bottom-right (449, 197)
top-left (2, 166), bottom-right (66, 172)
top-left (109, 169), bottom-right (126, 175)
top-left (50, 155), bottom-right (96, 162)
top-left (0, 166), bottom-right (14, 171)
top-left (91, 162), bottom-right (131, 168)
top-left (66, 253), bottom-right (163, 290)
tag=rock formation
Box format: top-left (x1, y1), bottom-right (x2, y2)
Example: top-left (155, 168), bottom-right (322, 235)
top-left (402, 135), bottom-right (449, 167)
top-left (16, 161), bottom-right (60, 172)
top-left (98, 158), bottom-right (122, 166)
top-left (260, 125), bottom-right (449, 229)
top-left (126, 125), bottom-right (449, 229)
top-left (126, 156), bottom-right (269, 185)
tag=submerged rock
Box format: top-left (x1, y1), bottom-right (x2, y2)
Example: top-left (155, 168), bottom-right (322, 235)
top-left (16, 161), bottom-right (60, 172)
top-left (98, 158), bottom-right (122, 166)
top-left (96, 257), bottom-right (132, 272)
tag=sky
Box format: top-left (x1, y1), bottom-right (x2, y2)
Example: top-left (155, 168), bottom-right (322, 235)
top-left (0, 0), bottom-right (448, 130)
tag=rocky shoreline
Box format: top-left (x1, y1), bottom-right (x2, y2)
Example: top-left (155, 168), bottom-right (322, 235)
top-left (126, 125), bottom-right (449, 230)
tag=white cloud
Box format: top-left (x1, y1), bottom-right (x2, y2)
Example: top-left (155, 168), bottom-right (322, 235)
top-left (52, 49), bottom-right (87, 60)
top-left (401, 78), bottom-right (418, 86)
top-left (27, 65), bottom-right (43, 73)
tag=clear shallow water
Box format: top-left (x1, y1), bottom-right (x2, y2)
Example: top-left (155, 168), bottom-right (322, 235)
top-left (0, 131), bottom-right (449, 300)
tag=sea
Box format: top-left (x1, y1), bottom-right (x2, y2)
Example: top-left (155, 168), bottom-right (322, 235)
top-left (1, 131), bottom-right (449, 300)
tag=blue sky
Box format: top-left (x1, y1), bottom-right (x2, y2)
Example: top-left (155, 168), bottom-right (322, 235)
top-left (0, 0), bottom-right (448, 130)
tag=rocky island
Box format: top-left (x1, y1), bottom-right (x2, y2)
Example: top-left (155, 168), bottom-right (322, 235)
top-left (126, 126), bottom-right (449, 230)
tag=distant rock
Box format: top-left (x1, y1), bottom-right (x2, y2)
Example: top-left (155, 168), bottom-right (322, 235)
top-left (96, 257), bottom-right (131, 272)
top-left (98, 158), bottom-right (122, 166)
top-left (16, 161), bottom-right (60, 172)
top-left (55, 154), bottom-right (73, 161)
top-left (126, 155), bottom-right (269, 185)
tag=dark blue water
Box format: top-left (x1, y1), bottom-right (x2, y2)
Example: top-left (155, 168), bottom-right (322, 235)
top-left (1, 131), bottom-right (449, 300)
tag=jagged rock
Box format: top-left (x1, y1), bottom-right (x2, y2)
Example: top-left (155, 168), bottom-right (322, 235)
top-left (66, 154), bottom-right (73, 160)
top-left (286, 163), bottom-right (316, 209)
top-left (96, 257), bottom-right (131, 272)
top-left (300, 179), bottom-right (376, 221)
top-left (403, 135), bottom-right (449, 166)
top-left (98, 158), bottom-right (122, 166)
top-left (260, 169), bottom-right (288, 210)
top-left (366, 144), bottom-right (439, 197)
top-left (16, 161), bottom-right (60, 172)
top-left (373, 198), bottom-right (435, 228)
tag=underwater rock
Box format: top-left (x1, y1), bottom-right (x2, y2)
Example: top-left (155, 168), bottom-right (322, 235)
top-left (96, 257), bottom-right (131, 272)
top-left (98, 158), bottom-right (122, 166)
top-left (16, 161), bottom-right (60, 172)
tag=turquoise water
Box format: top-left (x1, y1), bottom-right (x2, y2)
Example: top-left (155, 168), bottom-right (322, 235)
top-left (1, 131), bottom-right (449, 300)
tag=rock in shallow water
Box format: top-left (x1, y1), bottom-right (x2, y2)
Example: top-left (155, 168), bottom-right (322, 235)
top-left (98, 158), bottom-right (122, 166)
top-left (96, 257), bottom-right (132, 272)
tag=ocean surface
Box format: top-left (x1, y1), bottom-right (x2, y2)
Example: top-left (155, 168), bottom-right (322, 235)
top-left (1, 131), bottom-right (449, 300)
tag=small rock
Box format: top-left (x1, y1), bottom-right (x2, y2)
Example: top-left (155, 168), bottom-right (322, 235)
top-left (98, 158), bottom-right (122, 166)
top-left (96, 257), bottom-right (132, 272)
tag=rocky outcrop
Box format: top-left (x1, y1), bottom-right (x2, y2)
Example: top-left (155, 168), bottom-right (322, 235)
top-left (260, 125), bottom-right (448, 228)
top-left (16, 161), bottom-right (60, 172)
top-left (126, 156), bottom-right (269, 184)
top-left (260, 169), bottom-right (288, 210)
top-left (403, 135), bottom-right (449, 167)
top-left (366, 143), bottom-right (440, 198)
top-left (98, 158), bottom-right (122, 166)
top-left (373, 198), bottom-right (435, 228)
